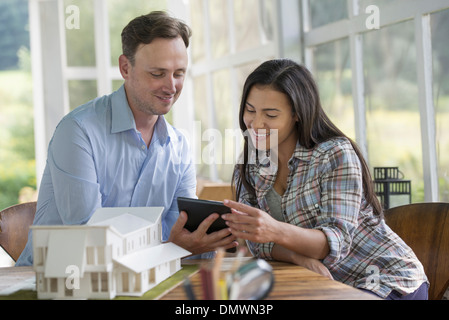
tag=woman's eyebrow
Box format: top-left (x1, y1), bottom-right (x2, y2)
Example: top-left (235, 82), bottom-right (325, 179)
top-left (246, 101), bottom-right (281, 112)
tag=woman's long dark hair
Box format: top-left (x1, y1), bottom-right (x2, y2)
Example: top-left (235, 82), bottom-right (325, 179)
top-left (233, 59), bottom-right (383, 219)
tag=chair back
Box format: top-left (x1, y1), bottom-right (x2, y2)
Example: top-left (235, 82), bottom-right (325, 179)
top-left (197, 182), bottom-right (234, 201)
top-left (0, 201), bottom-right (37, 262)
top-left (384, 202), bottom-right (449, 300)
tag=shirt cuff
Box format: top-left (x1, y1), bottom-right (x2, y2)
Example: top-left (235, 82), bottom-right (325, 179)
top-left (247, 240), bottom-right (275, 260)
top-left (317, 226), bottom-right (346, 266)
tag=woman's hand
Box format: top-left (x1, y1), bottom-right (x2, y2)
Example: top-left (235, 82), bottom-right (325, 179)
top-left (221, 199), bottom-right (282, 243)
top-left (292, 255), bottom-right (334, 280)
top-left (223, 199), bottom-right (330, 260)
top-left (272, 244), bottom-right (333, 280)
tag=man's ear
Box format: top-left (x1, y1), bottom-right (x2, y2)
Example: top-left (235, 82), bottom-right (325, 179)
top-left (119, 54), bottom-right (131, 80)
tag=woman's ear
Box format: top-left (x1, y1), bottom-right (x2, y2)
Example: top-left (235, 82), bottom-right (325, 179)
top-left (292, 112), bottom-right (299, 123)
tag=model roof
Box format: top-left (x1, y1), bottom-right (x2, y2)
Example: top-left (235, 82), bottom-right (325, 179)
top-left (114, 242), bottom-right (191, 273)
top-left (87, 207), bottom-right (163, 227)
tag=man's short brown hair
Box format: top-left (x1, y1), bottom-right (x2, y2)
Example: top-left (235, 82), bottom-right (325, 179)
top-left (121, 11), bottom-right (192, 65)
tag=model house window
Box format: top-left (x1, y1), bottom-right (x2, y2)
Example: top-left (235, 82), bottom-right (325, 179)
top-left (34, 247), bottom-right (44, 266)
top-left (97, 247), bottom-right (105, 264)
top-left (122, 273), bottom-right (129, 292)
top-left (86, 246), bottom-right (106, 265)
top-left (101, 272), bottom-right (108, 292)
top-left (147, 228), bottom-right (156, 244)
top-left (170, 260), bottom-right (177, 274)
top-left (91, 272), bottom-right (99, 292)
top-left (91, 272), bottom-right (109, 292)
top-left (148, 268), bottom-right (156, 284)
top-left (65, 283), bottom-right (73, 297)
top-left (87, 247), bottom-right (95, 265)
top-left (50, 278), bottom-right (58, 293)
top-left (37, 273), bottom-right (46, 292)
top-left (134, 273), bottom-right (141, 292)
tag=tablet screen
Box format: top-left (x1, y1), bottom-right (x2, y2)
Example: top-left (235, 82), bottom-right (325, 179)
top-left (177, 197), bottom-right (231, 234)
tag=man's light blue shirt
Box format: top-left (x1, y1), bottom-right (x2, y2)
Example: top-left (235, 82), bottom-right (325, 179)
top-left (16, 85), bottom-right (197, 266)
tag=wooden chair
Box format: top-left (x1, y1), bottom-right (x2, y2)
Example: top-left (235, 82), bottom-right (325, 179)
top-left (0, 201), bottom-right (37, 262)
top-left (197, 182), bottom-right (243, 254)
top-left (384, 202), bottom-right (449, 300)
top-left (197, 182), bottom-right (234, 201)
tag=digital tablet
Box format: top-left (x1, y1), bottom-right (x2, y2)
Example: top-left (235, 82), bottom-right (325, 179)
top-left (177, 197), bottom-right (231, 234)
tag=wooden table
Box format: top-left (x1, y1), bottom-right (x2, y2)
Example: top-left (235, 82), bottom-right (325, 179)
top-left (0, 261), bottom-right (379, 300)
top-left (0, 266), bottom-right (35, 297)
top-left (160, 260), bottom-right (379, 300)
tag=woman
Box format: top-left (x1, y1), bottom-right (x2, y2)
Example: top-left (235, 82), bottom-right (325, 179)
top-left (222, 59), bottom-right (428, 300)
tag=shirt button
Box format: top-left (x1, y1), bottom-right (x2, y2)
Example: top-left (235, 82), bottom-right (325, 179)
top-left (141, 145), bottom-right (146, 150)
top-left (314, 203), bottom-right (319, 208)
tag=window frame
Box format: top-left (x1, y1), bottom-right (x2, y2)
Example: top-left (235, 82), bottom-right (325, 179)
top-left (300, 0), bottom-right (449, 202)
top-left (29, 0), bottom-right (448, 201)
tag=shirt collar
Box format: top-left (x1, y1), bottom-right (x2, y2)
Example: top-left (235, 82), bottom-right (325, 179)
top-left (111, 85), bottom-right (135, 134)
top-left (248, 141), bottom-right (313, 172)
top-left (290, 141), bottom-right (314, 163)
top-left (247, 141), bottom-right (313, 187)
top-left (111, 85), bottom-right (172, 146)
top-left (153, 116), bottom-right (172, 146)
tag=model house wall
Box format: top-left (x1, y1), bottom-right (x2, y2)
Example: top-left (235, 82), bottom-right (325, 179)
top-left (31, 207), bottom-right (190, 299)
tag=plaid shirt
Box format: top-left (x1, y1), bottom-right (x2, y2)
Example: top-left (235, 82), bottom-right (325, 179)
top-left (235, 137), bottom-right (428, 298)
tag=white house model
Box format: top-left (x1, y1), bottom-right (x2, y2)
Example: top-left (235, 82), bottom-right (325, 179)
top-left (31, 207), bottom-right (191, 299)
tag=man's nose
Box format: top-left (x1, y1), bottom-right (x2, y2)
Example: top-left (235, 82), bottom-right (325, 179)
top-left (162, 75), bottom-right (176, 93)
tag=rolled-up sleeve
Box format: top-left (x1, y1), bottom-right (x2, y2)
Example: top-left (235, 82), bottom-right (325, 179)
top-left (314, 142), bottom-right (362, 267)
top-left (232, 166), bottom-right (275, 259)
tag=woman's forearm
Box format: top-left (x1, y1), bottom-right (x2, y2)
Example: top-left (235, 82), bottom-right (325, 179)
top-left (271, 244), bottom-right (333, 280)
top-left (272, 221), bottom-right (330, 260)
top-left (222, 199), bottom-right (330, 260)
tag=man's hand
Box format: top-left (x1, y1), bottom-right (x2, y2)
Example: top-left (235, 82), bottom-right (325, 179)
top-left (168, 211), bottom-right (238, 255)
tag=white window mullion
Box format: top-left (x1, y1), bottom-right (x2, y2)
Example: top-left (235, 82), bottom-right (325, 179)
top-left (349, 33), bottom-right (367, 159)
top-left (227, 0), bottom-right (236, 55)
top-left (415, 14), bottom-right (439, 202)
top-left (57, 0), bottom-right (70, 115)
top-left (203, 0), bottom-right (218, 180)
top-left (29, 0), bottom-right (46, 188)
top-left (274, 0), bottom-right (301, 61)
top-left (202, 0), bottom-right (212, 61)
top-left (65, 67), bottom-right (97, 80)
top-left (190, 43), bottom-right (276, 77)
top-left (301, 0), bottom-right (314, 70)
top-left (205, 72), bottom-right (218, 181)
top-left (93, 0), bottom-right (112, 96)
top-left (227, 0), bottom-right (240, 164)
top-left (31, 0), bottom-right (69, 187)
top-left (167, 0), bottom-right (198, 165)
top-left (305, 0), bottom-right (449, 49)
top-left (348, 0), bottom-right (367, 159)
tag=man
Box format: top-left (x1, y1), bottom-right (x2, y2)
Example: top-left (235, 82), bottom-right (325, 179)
top-left (16, 11), bottom-right (237, 266)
